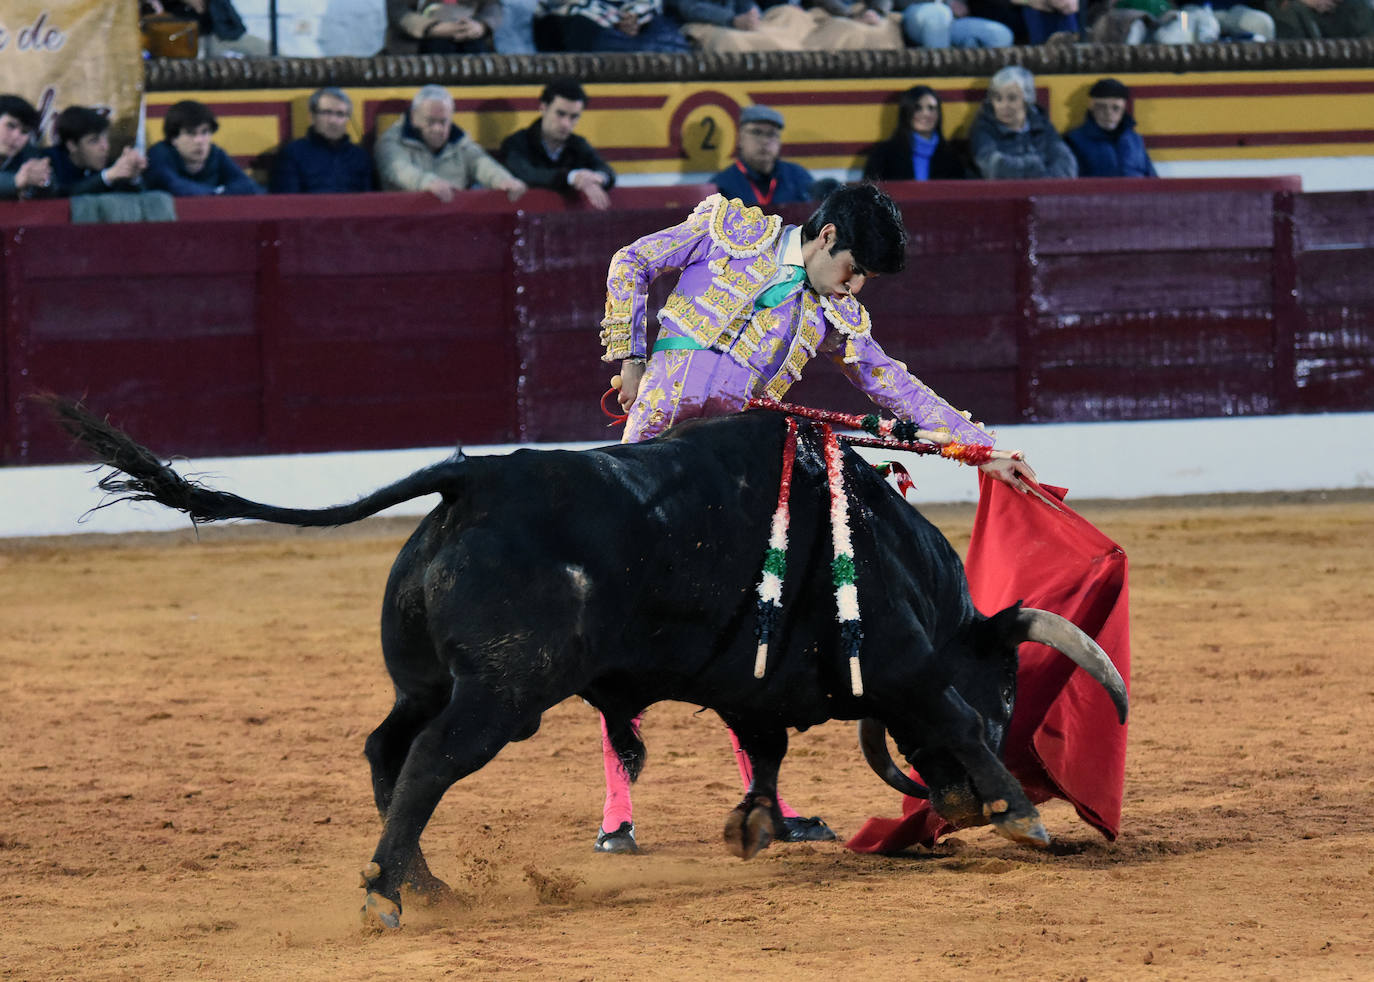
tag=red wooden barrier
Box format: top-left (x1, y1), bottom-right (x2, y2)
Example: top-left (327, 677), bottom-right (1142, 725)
top-left (2, 179), bottom-right (1369, 466)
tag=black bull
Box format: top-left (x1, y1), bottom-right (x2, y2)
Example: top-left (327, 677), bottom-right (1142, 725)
top-left (52, 401), bottom-right (1127, 929)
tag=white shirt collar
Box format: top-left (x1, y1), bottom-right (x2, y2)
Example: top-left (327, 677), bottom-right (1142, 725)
top-left (779, 226), bottom-right (804, 268)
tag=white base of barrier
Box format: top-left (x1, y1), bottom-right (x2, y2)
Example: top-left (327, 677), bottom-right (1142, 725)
top-left (5, 412), bottom-right (1370, 538)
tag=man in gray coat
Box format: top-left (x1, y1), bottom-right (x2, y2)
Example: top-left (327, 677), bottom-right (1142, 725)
top-left (375, 85), bottom-right (527, 202)
top-left (969, 66), bottom-right (1077, 180)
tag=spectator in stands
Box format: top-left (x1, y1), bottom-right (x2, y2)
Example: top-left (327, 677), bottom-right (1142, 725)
top-left (711, 106), bottom-right (818, 208)
top-left (318, 0), bottom-right (390, 54)
top-left (1065, 78), bottom-right (1157, 179)
top-left (539, 0), bottom-right (692, 51)
top-left (968, 0), bottom-right (1079, 42)
top-left (670, 0), bottom-right (901, 50)
top-left (1266, 0), bottom-right (1373, 38)
top-left (498, 80), bottom-right (616, 210)
top-left (970, 66), bottom-right (1077, 180)
top-left (385, 0), bottom-right (501, 53)
top-left (375, 85), bottom-right (528, 203)
top-left (271, 88), bottom-right (374, 194)
top-left (46, 106), bottom-right (148, 196)
top-left (669, 0), bottom-right (816, 50)
top-left (863, 86), bottom-right (966, 182)
top-left (0, 94), bottom-right (52, 200)
top-left (792, 0), bottom-right (906, 49)
top-left (494, 0), bottom-right (541, 50)
top-left (896, 0), bottom-right (1015, 47)
top-left (142, 0), bottom-right (268, 56)
top-left (1208, 1), bottom-right (1275, 39)
top-left (146, 100), bottom-right (264, 196)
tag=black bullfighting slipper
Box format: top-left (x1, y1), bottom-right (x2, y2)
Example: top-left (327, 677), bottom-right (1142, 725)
top-left (781, 816), bottom-right (837, 842)
top-left (594, 821), bottom-right (640, 854)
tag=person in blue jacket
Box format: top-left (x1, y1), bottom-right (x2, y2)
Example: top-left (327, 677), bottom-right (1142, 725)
top-left (146, 100), bottom-right (264, 197)
top-left (270, 88), bottom-right (375, 194)
top-left (1065, 78), bottom-right (1157, 179)
top-left (46, 106), bottom-right (147, 197)
top-left (710, 105), bottom-right (819, 208)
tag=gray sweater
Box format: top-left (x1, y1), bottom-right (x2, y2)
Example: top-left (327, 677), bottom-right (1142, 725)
top-left (969, 102), bottom-right (1078, 180)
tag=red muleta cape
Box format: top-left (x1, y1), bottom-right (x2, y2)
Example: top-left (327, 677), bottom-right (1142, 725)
top-left (846, 473), bottom-right (1132, 853)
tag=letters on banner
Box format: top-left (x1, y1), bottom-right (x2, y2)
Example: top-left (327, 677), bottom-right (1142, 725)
top-left (0, 2), bottom-right (142, 146)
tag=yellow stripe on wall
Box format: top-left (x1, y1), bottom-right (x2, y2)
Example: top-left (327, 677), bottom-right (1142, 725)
top-left (147, 68), bottom-right (1374, 174)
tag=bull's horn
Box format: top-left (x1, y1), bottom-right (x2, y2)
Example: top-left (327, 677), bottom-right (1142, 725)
top-left (1013, 609), bottom-right (1129, 724)
top-left (858, 719), bottom-right (929, 799)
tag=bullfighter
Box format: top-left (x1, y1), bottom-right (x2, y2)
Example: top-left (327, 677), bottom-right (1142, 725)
top-left (592, 183), bottom-right (1039, 853)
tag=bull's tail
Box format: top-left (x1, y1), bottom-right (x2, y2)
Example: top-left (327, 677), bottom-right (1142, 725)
top-left (48, 397), bottom-right (465, 529)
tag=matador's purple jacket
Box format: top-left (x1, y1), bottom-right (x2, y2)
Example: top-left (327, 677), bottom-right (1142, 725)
top-left (600, 193), bottom-right (995, 446)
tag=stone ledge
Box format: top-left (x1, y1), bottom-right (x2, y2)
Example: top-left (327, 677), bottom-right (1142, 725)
top-left (145, 39), bottom-right (1374, 90)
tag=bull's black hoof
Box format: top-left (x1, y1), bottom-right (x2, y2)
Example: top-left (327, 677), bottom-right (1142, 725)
top-left (594, 821), bottom-right (640, 854)
top-left (781, 816), bottom-right (837, 843)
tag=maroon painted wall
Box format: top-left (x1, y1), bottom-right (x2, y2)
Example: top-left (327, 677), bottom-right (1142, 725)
top-left (4, 178), bottom-right (1370, 466)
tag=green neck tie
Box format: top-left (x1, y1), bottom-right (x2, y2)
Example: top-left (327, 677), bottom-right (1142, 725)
top-left (754, 265), bottom-right (808, 309)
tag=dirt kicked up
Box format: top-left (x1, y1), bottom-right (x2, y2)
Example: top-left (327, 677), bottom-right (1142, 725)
top-left (2, 490), bottom-right (1371, 981)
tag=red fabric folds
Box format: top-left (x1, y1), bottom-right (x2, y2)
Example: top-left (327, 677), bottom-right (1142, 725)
top-left (846, 474), bottom-right (1131, 854)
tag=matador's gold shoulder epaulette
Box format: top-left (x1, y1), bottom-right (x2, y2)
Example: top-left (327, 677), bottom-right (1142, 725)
top-left (818, 292), bottom-right (872, 339)
top-left (704, 194), bottom-right (783, 260)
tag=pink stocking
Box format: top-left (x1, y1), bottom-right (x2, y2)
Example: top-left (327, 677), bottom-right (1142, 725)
top-left (600, 713), bottom-right (640, 832)
top-left (728, 727), bottom-right (799, 818)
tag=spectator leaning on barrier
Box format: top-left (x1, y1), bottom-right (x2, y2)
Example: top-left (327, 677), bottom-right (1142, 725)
top-left (385, 0), bottom-right (502, 53)
top-left (146, 100), bottom-right (265, 196)
top-left (46, 107), bottom-right (148, 197)
top-left (1065, 78), bottom-right (1157, 179)
top-left (710, 105), bottom-right (818, 208)
top-left (0, 94), bottom-right (52, 200)
top-left (497, 80), bottom-right (616, 210)
top-left (375, 85), bottom-right (527, 203)
top-left (863, 85), bottom-right (967, 182)
top-left (970, 66), bottom-right (1078, 180)
top-left (271, 88), bottom-right (375, 194)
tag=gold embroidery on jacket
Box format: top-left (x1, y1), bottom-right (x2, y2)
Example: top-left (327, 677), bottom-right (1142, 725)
top-left (600, 203), bottom-right (714, 359)
top-left (732, 306), bottom-right (780, 367)
top-left (764, 296), bottom-right (824, 400)
top-left (707, 195), bottom-right (782, 258)
top-left (818, 293), bottom-right (872, 338)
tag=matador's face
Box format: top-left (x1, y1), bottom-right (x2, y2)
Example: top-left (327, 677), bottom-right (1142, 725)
top-left (803, 224), bottom-right (872, 300)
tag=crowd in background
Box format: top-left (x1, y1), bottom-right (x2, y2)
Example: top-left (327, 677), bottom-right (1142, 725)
top-left (139, 0), bottom-right (1374, 58)
top-left (1, 68), bottom-right (1159, 211)
top-left (2, 0), bottom-right (1352, 208)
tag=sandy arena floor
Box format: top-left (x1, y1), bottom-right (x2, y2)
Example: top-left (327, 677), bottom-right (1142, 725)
top-left (2, 490), bottom-right (1371, 981)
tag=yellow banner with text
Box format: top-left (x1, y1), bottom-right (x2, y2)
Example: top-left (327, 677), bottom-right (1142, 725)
top-left (0, 1), bottom-right (142, 146)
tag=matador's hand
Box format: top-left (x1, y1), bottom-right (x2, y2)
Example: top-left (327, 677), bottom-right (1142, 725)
top-left (979, 455), bottom-right (1038, 493)
top-left (615, 359), bottom-right (646, 411)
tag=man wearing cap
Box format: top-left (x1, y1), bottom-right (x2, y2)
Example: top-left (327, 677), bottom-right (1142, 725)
top-left (1064, 78), bottom-right (1157, 179)
top-left (710, 105), bottom-right (818, 208)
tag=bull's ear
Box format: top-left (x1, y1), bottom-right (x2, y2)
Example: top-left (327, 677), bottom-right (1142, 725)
top-left (971, 601), bottom-right (1025, 656)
